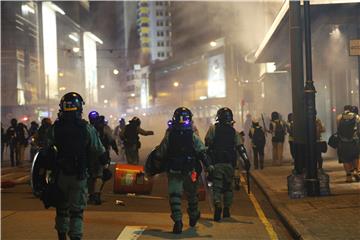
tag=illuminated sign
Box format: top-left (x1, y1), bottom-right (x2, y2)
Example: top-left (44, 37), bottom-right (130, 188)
top-left (207, 54), bottom-right (226, 98)
top-left (83, 32), bottom-right (102, 104)
top-left (42, 2), bottom-right (58, 99)
top-left (349, 39), bottom-right (360, 56)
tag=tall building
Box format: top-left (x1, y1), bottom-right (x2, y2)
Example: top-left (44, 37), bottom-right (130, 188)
top-left (1, 1), bottom-right (102, 122)
top-left (137, 0), bottom-right (172, 64)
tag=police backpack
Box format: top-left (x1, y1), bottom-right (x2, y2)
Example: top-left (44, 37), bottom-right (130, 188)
top-left (338, 113), bottom-right (357, 141)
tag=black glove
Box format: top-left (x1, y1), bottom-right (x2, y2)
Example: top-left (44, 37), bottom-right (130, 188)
top-left (198, 150), bottom-right (211, 169)
top-left (99, 152), bottom-right (110, 165)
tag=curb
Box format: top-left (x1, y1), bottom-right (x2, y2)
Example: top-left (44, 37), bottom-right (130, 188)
top-left (250, 171), bottom-right (320, 240)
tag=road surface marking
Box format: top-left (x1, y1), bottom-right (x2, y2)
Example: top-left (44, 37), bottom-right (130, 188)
top-left (116, 226), bottom-right (147, 240)
top-left (240, 174), bottom-right (279, 240)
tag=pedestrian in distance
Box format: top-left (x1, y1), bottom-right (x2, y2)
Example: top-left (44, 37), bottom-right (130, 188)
top-left (286, 113), bottom-right (295, 162)
top-left (6, 118), bottom-right (18, 166)
top-left (249, 117), bottom-right (266, 170)
top-left (269, 111), bottom-right (287, 166)
top-left (337, 105), bottom-right (360, 182)
top-left (155, 107), bottom-right (212, 234)
top-left (28, 121), bottom-right (39, 162)
top-left (120, 117), bottom-right (154, 165)
top-left (15, 121), bottom-right (29, 166)
top-left (114, 118), bottom-right (126, 162)
top-left (1, 123), bottom-right (6, 161)
top-left (47, 92), bottom-right (105, 240)
top-left (205, 107), bottom-right (251, 222)
top-left (36, 118), bottom-right (53, 149)
top-left (315, 118), bottom-right (326, 169)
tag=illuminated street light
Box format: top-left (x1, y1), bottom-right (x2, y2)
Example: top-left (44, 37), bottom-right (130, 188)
top-left (113, 69), bottom-right (119, 75)
top-left (130, 93), bottom-right (135, 97)
top-left (173, 81), bottom-right (179, 87)
top-left (72, 47), bottom-right (80, 53)
top-left (100, 84), bottom-right (105, 89)
top-left (104, 99), bottom-right (108, 104)
top-left (59, 72), bottom-right (64, 77)
top-left (210, 41), bottom-right (217, 47)
top-left (59, 87), bottom-right (66, 91)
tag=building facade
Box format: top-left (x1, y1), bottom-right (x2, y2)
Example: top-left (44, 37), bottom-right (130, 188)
top-left (1, 1), bottom-right (102, 123)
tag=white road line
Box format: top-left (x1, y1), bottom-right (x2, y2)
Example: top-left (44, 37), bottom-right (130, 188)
top-left (116, 226), bottom-right (147, 240)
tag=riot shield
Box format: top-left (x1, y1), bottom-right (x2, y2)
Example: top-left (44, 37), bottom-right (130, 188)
top-left (30, 149), bottom-right (48, 197)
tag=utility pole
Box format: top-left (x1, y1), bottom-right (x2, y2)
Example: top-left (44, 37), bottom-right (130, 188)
top-left (287, 0), bottom-right (307, 199)
top-left (303, 0), bottom-right (320, 196)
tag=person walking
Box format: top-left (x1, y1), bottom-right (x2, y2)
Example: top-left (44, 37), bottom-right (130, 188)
top-left (249, 118), bottom-right (266, 170)
top-left (155, 107), bottom-right (211, 234)
top-left (89, 115), bottom-right (119, 205)
top-left (205, 107), bottom-right (250, 222)
top-left (6, 118), bottom-right (18, 166)
top-left (286, 113), bottom-right (295, 162)
top-left (337, 105), bottom-right (360, 182)
top-left (120, 117), bottom-right (154, 165)
top-left (28, 121), bottom-right (39, 162)
top-left (47, 92), bottom-right (105, 240)
top-left (15, 121), bottom-right (29, 166)
top-left (315, 118), bottom-right (326, 169)
top-left (269, 112), bottom-right (286, 166)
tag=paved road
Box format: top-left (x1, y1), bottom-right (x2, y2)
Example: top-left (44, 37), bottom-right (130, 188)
top-left (1, 149), bottom-right (292, 239)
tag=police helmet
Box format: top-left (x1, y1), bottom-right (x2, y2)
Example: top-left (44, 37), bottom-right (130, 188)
top-left (351, 105), bottom-right (359, 114)
top-left (129, 117), bottom-right (141, 126)
top-left (343, 105), bottom-right (352, 111)
top-left (119, 118), bottom-right (125, 124)
top-left (216, 107), bottom-right (234, 124)
top-left (11, 118), bottom-right (17, 127)
top-left (172, 107), bottom-right (193, 127)
top-left (59, 92), bottom-right (84, 113)
top-left (271, 111), bottom-right (279, 121)
top-left (288, 113), bottom-right (293, 122)
top-left (88, 111), bottom-right (99, 124)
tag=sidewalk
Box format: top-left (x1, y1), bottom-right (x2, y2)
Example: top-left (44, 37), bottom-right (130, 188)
top-left (251, 159), bottom-right (360, 240)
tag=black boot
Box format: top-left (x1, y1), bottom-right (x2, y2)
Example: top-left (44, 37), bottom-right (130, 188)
top-left (87, 194), bottom-right (95, 204)
top-left (189, 212), bottom-right (200, 227)
top-left (57, 232), bottom-right (66, 240)
top-left (94, 192), bottom-right (102, 205)
top-left (223, 207), bottom-right (230, 218)
top-left (214, 207), bottom-right (222, 222)
top-left (172, 220), bottom-right (183, 234)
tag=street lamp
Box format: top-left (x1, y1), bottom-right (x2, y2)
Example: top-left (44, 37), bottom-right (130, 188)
top-left (72, 47), bottom-right (80, 53)
top-left (130, 93), bottom-right (135, 97)
top-left (104, 99), bottom-right (108, 104)
top-left (100, 84), bottom-right (105, 89)
top-left (113, 69), bottom-right (119, 75)
top-left (173, 81), bottom-right (179, 87)
top-left (210, 41), bottom-right (217, 47)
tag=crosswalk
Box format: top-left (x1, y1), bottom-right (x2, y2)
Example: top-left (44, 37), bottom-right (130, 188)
top-left (1, 165), bottom-right (31, 187)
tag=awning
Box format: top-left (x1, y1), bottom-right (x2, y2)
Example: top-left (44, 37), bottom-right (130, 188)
top-left (253, 0), bottom-right (360, 64)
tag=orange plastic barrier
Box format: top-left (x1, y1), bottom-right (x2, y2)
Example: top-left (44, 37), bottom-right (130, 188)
top-left (113, 164), bottom-right (153, 194)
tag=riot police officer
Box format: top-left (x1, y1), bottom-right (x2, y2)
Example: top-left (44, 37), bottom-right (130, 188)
top-left (205, 107), bottom-right (250, 222)
top-left (90, 115), bottom-right (119, 204)
top-left (155, 107), bottom-right (211, 234)
top-left (120, 117), bottom-right (154, 165)
top-left (48, 92), bottom-right (105, 240)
